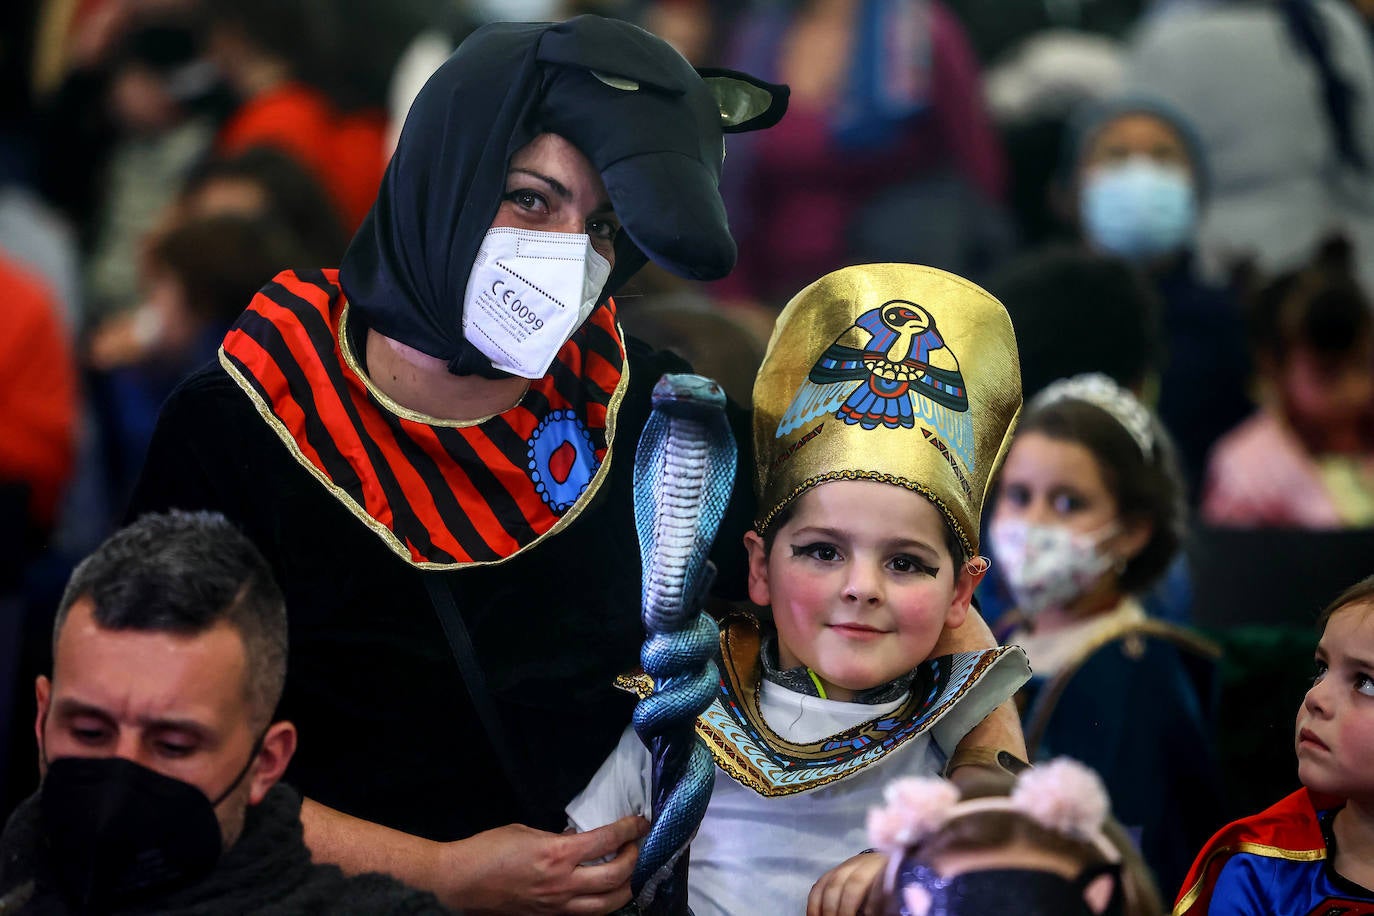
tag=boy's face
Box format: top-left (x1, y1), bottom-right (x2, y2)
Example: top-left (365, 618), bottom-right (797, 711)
top-left (744, 480), bottom-right (978, 702)
top-left (1297, 602), bottom-right (1374, 803)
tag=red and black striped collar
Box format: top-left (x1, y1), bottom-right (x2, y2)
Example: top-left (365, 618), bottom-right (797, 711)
top-left (220, 268), bottom-right (628, 568)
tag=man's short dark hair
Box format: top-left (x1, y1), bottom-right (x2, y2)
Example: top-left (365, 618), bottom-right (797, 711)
top-left (54, 511), bottom-right (287, 727)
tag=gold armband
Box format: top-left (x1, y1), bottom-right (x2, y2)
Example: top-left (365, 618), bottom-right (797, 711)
top-left (943, 746), bottom-right (1030, 779)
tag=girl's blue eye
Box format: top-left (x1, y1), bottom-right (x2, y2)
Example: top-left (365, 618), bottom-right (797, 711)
top-left (1001, 484), bottom-right (1030, 508)
top-left (1357, 673), bottom-right (1374, 697)
top-left (1313, 659), bottom-right (1328, 685)
top-left (1050, 492), bottom-right (1085, 514)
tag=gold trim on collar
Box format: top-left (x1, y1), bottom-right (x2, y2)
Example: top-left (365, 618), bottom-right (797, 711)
top-left (1024, 613), bottom-right (1221, 757)
top-left (218, 314), bottom-right (631, 569)
top-left (338, 303), bottom-right (527, 429)
top-left (1172, 841), bottom-right (1326, 915)
top-left (694, 615), bottom-right (1015, 797)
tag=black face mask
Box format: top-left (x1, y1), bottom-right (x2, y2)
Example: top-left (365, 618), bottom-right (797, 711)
top-left (897, 864), bottom-right (1124, 916)
top-left (39, 744), bottom-right (259, 911)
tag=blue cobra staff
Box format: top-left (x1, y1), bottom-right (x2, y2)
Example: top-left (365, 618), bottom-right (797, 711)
top-left (631, 373), bottom-right (737, 915)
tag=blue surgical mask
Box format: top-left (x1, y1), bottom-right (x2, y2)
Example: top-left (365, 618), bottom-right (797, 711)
top-left (1080, 158), bottom-right (1197, 261)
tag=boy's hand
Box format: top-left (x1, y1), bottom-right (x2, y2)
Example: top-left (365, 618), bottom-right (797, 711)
top-left (807, 850), bottom-right (888, 916)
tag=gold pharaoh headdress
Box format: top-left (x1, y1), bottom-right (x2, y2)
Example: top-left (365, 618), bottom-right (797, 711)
top-left (752, 264), bottom-right (1021, 555)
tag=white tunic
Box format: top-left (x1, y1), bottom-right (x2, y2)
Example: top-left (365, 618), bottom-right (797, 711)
top-left (567, 652), bottom-right (1025, 916)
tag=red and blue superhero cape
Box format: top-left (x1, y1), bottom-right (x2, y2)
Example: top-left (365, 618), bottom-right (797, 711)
top-left (1174, 788), bottom-right (1374, 915)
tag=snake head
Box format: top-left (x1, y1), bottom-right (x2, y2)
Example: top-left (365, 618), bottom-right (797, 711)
top-left (651, 373), bottom-right (727, 417)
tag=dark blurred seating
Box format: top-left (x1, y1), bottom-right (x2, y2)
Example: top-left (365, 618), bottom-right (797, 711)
top-left (1188, 526), bottom-right (1374, 628)
top-left (1189, 525), bottom-right (1374, 819)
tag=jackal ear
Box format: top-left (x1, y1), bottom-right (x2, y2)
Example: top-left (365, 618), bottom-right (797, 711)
top-left (698, 68), bottom-right (790, 134)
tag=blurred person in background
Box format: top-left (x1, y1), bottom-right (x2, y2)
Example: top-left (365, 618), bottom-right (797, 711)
top-left (86, 213), bottom-right (304, 508)
top-left (0, 157), bottom-right (82, 333)
top-left (57, 12), bottom-right (223, 322)
top-left (710, 0), bottom-right (1008, 309)
top-left (172, 146), bottom-right (352, 266)
top-left (989, 374), bottom-right (1224, 896)
top-left (30, 0), bottom-right (225, 255)
top-left (942, 0), bottom-right (1146, 67)
top-left (1125, 0), bottom-right (1374, 290)
top-left (979, 249), bottom-right (1195, 628)
top-left (0, 251), bottom-right (77, 606)
top-left (205, 0), bottom-right (386, 229)
top-left (981, 29), bottom-right (1126, 248)
top-left (989, 246), bottom-right (1162, 402)
top-left (1203, 237), bottom-right (1374, 528)
top-left (627, 0), bottom-right (754, 67)
top-left (0, 251), bottom-right (78, 815)
top-left (1064, 95), bottom-right (1252, 497)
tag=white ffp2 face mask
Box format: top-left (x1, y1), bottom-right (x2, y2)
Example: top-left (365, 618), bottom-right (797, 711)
top-left (989, 518), bottom-right (1119, 618)
top-left (462, 227), bottom-right (612, 379)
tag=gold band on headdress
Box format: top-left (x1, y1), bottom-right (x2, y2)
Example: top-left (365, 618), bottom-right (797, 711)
top-left (752, 264), bottom-right (1021, 555)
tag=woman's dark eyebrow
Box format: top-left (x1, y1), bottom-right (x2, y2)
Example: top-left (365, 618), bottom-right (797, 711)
top-left (508, 167), bottom-right (615, 215)
top-left (509, 168), bottom-right (570, 200)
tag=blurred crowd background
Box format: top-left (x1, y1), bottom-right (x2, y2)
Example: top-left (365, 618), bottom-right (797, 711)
top-left (4, 0), bottom-right (1374, 897)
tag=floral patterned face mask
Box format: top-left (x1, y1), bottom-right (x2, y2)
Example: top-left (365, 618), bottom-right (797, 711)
top-left (988, 519), bottom-right (1120, 618)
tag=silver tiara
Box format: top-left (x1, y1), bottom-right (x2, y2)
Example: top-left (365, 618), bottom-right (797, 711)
top-left (1030, 373), bottom-right (1154, 456)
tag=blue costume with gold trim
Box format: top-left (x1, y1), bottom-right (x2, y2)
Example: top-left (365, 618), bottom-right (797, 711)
top-left (1176, 788), bottom-right (1374, 915)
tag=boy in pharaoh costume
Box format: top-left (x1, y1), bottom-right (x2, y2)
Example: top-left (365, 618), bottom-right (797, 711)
top-left (569, 264), bottom-right (1032, 915)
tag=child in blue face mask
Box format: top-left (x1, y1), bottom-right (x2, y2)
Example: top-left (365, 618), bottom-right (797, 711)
top-left (1062, 94), bottom-right (1253, 496)
top-left (1069, 96), bottom-right (1205, 266)
top-left (987, 373), bottom-right (1225, 895)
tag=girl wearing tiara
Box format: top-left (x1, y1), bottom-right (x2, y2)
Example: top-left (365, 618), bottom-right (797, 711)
top-left (987, 374), bottom-right (1224, 896)
top-left (869, 758), bottom-right (1164, 916)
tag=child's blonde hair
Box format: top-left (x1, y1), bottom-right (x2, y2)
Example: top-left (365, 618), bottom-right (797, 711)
top-left (1317, 574), bottom-right (1374, 633)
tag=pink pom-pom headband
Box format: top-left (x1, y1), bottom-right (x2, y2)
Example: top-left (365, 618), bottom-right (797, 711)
top-left (866, 758), bottom-right (1120, 872)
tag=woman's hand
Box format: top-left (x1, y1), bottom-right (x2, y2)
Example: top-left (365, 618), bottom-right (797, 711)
top-left (440, 817), bottom-right (648, 914)
top-left (302, 797), bottom-right (647, 914)
top-left (808, 850), bottom-right (888, 916)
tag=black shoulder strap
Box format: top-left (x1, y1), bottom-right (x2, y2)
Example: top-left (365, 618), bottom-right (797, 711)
top-left (422, 573), bottom-right (541, 823)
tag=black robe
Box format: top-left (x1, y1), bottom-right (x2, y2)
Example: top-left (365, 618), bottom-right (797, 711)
top-left (126, 339), bottom-right (753, 839)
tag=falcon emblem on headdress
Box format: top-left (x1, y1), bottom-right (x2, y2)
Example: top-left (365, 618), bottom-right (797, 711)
top-left (777, 300), bottom-right (976, 473)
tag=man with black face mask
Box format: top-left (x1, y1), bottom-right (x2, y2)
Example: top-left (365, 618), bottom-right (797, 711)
top-left (0, 511), bottom-right (451, 915)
